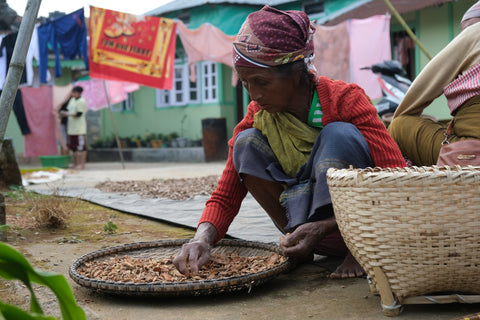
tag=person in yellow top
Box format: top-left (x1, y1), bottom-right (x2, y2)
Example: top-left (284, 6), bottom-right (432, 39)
top-left (61, 86), bottom-right (87, 169)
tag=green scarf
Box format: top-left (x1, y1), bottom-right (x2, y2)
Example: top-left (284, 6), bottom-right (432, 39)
top-left (253, 111), bottom-right (320, 177)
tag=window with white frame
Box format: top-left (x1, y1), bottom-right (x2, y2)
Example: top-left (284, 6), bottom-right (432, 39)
top-left (110, 103), bottom-right (123, 112)
top-left (123, 93), bottom-right (134, 111)
top-left (155, 61), bottom-right (217, 108)
top-left (202, 61), bottom-right (217, 103)
top-left (111, 92), bottom-right (134, 112)
top-left (188, 65), bottom-right (200, 103)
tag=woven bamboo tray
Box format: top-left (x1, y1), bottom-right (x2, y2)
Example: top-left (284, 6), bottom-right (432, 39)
top-left (326, 166), bottom-right (480, 316)
top-left (451, 313), bottom-right (480, 320)
top-left (69, 239), bottom-right (292, 297)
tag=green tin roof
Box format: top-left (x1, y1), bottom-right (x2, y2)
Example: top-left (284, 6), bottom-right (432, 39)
top-left (32, 59), bottom-right (86, 69)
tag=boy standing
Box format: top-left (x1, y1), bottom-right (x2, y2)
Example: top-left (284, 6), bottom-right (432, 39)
top-left (61, 86), bottom-right (87, 169)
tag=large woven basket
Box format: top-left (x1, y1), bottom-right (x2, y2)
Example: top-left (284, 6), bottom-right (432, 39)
top-left (326, 166), bottom-right (480, 314)
top-left (69, 239), bottom-right (293, 297)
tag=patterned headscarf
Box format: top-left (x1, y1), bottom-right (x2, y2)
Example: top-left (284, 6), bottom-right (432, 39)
top-left (233, 6), bottom-right (315, 68)
top-left (462, 1), bottom-right (480, 23)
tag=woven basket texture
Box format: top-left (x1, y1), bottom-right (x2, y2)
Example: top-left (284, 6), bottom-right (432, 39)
top-left (450, 313), bottom-right (480, 320)
top-left (69, 239), bottom-right (292, 297)
top-left (326, 166), bottom-right (480, 301)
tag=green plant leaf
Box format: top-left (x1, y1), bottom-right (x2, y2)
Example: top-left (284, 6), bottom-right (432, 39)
top-left (0, 242), bottom-right (86, 320)
top-left (0, 301), bottom-right (57, 319)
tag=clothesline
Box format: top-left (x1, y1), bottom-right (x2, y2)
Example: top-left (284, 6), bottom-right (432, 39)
top-left (30, 6), bottom-right (392, 96)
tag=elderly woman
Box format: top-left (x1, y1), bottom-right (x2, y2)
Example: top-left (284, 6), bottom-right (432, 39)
top-left (388, 2), bottom-right (480, 166)
top-left (173, 6), bottom-right (406, 278)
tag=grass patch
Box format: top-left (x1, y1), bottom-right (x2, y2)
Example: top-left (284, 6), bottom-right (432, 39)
top-left (28, 192), bottom-right (78, 229)
top-left (5, 187), bottom-right (79, 229)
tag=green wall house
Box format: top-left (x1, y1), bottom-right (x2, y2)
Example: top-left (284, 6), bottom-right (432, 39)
top-left (5, 0), bottom-right (475, 158)
top-left (98, 0), bottom-right (298, 149)
top-left (103, 0), bottom-right (471, 145)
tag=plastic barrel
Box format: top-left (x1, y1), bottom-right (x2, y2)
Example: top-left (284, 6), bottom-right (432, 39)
top-left (201, 118), bottom-right (228, 162)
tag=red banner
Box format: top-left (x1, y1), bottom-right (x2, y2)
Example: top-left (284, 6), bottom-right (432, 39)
top-left (89, 6), bottom-right (176, 89)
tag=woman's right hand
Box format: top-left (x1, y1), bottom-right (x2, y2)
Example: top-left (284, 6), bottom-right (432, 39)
top-left (173, 222), bottom-right (218, 276)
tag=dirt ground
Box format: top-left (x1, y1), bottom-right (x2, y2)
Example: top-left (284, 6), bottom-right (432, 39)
top-left (2, 163), bottom-right (480, 320)
top-left (0, 190), bottom-right (198, 319)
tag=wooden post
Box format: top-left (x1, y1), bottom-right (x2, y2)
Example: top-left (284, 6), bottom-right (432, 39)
top-left (383, 0), bottom-right (433, 60)
top-left (102, 80), bottom-right (125, 169)
top-left (0, 0), bottom-right (41, 241)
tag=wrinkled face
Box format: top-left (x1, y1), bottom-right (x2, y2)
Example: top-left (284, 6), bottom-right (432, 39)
top-left (236, 66), bottom-right (299, 114)
top-left (461, 17), bottom-right (480, 30)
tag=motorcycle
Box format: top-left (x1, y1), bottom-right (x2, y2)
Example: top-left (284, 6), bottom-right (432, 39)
top-left (361, 60), bottom-right (412, 117)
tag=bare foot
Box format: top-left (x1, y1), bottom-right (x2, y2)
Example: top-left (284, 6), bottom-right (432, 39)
top-left (329, 252), bottom-right (365, 279)
top-left (74, 165), bottom-right (85, 170)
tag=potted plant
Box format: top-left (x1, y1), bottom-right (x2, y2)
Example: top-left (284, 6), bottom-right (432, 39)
top-left (89, 138), bottom-right (104, 149)
top-left (165, 132), bottom-right (179, 148)
top-left (145, 132), bottom-right (163, 148)
top-left (132, 135), bottom-right (145, 148)
top-left (102, 135), bottom-right (116, 148)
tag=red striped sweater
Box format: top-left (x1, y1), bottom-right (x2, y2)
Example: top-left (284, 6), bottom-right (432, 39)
top-left (199, 76), bottom-right (407, 241)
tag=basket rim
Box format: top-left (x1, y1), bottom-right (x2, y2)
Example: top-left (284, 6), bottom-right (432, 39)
top-left (69, 238), bottom-right (293, 297)
top-left (328, 165), bottom-right (480, 174)
top-left (327, 165), bottom-right (480, 186)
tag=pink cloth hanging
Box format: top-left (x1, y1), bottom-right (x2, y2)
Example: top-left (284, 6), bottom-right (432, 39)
top-left (176, 20), bottom-right (236, 83)
top-left (348, 15), bottom-right (392, 99)
top-left (21, 86), bottom-right (57, 157)
top-left (313, 21), bottom-right (350, 82)
top-left (76, 79), bottom-right (140, 111)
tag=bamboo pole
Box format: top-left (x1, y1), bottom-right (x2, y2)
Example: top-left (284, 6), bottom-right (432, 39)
top-left (383, 0), bottom-right (433, 60)
top-left (102, 80), bottom-right (125, 169)
top-left (0, 0), bottom-right (41, 241)
top-left (0, 0), bottom-right (41, 148)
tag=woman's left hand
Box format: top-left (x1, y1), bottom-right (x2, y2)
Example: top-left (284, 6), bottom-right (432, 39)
top-left (279, 217), bottom-right (337, 259)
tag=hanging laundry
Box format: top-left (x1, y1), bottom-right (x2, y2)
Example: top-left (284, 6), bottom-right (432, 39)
top-left (0, 32), bottom-right (27, 85)
top-left (21, 86), bottom-right (57, 157)
top-left (176, 20), bottom-right (236, 82)
top-left (75, 78), bottom-right (140, 111)
top-left (89, 6), bottom-right (176, 90)
top-left (0, 33), bottom-right (31, 134)
top-left (311, 15), bottom-right (391, 99)
top-left (0, 34), bottom-right (6, 90)
top-left (0, 28), bottom-right (46, 88)
top-left (37, 22), bottom-right (54, 84)
top-left (25, 25), bottom-right (41, 86)
top-left (38, 8), bottom-right (88, 83)
top-left (348, 15), bottom-right (391, 99)
top-left (0, 89), bottom-right (31, 135)
top-left (313, 21), bottom-right (350, 83)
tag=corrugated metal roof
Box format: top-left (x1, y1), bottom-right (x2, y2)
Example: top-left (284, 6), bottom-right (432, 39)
top-left (146, 0), bottom-right (293, 16)
top-left (32, 59), bottom-right (86, 69)
top-left (322, 0), bottom-right (456, 25)
top-left (147, 0), bottom-right (459, 24)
